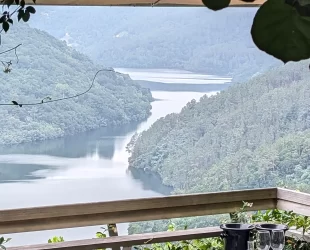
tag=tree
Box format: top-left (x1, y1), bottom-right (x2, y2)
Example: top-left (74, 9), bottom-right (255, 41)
top-left (203, 0), bottom-right (310, 64)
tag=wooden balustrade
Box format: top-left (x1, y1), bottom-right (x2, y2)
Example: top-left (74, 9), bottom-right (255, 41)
top-left (1, 187), bottom-right (309, 250)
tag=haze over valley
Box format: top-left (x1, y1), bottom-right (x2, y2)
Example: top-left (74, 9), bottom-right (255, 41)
top-left (0, 6), bottom-right (308, 246)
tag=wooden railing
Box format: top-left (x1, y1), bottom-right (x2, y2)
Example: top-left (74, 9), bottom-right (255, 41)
top-left (1, 187), bottom-right (309, 250)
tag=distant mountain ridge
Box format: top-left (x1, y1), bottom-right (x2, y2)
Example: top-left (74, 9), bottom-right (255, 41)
top-left (29, 7), bottom-right (280, 82)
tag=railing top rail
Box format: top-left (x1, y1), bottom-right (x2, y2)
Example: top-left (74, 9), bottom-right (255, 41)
top-left (0, 187), bottom-right (277, 223)
top-left (0, 187), bottom-right (277, 234)
top-left (3, 187), bottom-right (310, 250)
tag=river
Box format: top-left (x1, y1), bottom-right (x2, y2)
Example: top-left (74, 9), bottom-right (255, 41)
top-left (0, 69), bottom-right (229, 247)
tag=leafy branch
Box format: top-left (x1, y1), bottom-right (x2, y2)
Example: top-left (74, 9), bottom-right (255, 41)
top-left (0, 0), bottom-right (36, 72)
top-left (0, 69), bottom-right (120, 107)
top-left (202, 0), bottom-right (310, 64)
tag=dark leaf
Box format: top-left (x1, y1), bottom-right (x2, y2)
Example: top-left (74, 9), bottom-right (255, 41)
top-left (7, 18), bottom-right (12, 24)
top-left (240, 0), bottom-right (255, 2)
top-left (17, 9), bottom-right (23, 21)
top-left (3, 11), bottom-right (8, 15)
top-left (0, 15), bottom-right (6, 23)
top-left (201, 0), bottom-right (230, 11)
top-left (33, 0), bottom-right (36, 3)
top-left (12, 101), bottom-right (19, 106)
top-left (26, 6), bottom-right (35, 14)
top-left (14, 0), bottom-right (19, 4)
top-left (2, 21), bottom-right (9, 32)
top-left (22, 9), bottom-right (29, 22)
top-left (20, 0), bottom-right (25, 7)
top-left (251, 0), bottom-right (310, 63)
top-left (5, 0), bottom-right (14, 7)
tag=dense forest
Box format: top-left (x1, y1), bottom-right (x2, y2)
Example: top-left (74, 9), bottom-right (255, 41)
top-left (127, 59), bottom-right (310, 234)
top-left (0, 23), bottom-right (152, 145)
top-left (128, 60), bottom-right (310, 194)
top-left (29, 7), bottom-right (279, 81)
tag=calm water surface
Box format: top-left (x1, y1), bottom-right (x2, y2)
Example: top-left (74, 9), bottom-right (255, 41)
top-left (1, 69), bottom-right (222, 246)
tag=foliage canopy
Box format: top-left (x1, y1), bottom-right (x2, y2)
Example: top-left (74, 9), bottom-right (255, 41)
top-left (203, 0), bottom-right (310, 63)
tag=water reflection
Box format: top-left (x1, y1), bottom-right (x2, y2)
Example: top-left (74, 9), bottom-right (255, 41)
top-left (0, 123), bottom-right (140, 182)
top-left (0, 91), bottom-right (217, 187)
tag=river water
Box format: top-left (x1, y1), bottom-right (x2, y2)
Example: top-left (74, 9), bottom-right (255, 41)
top-left (0, 69), bottom-right (228, 246)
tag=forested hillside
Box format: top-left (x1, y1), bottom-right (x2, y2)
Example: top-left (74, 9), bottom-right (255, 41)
top-left (128, 60), bottom-right (310, 195)
top-left (0, 23), bottom-right (152, 145)
top-left (29, 7), bottom-right (279, 81)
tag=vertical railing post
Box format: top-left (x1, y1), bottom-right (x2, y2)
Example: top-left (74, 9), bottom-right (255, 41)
top-left (108, 223), bottom-right (121, 250)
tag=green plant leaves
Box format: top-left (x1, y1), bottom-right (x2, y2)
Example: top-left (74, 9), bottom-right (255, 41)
top-left (22, 10), bottom-right (30, 22)
top-left (251, 0), bottom-right (310, 63)
top-left (48, 236), bottom-right (65, 243)
top-left (201, 0), bottom-right (230, 11)
top-left (26, 6), bottom-right (36, 14)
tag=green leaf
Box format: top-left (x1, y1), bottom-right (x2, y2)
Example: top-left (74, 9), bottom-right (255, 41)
top-left (251, 0), bottom-right (310, 63)
top-left (3, 238), bottom-right (11, 244)
top-left (20, 0), bottom-right (25, 8)
top-left (96, 232), bottom-right (106, 238)
top-left (22, 10), bottom-right (30, 22)
top-left (201, 0), bottom-right (230, 11)
top-left (14, 0), bottom-right (19, 4)
top-left (7, 19), bottom-right (13, 24)
top-left (17, 9), bottom-right (24, 21)
top-left (0, 16), bottom-right (6, 24)
top-left (2, 22), bottom-right (9, 32)
top-left (26, 6), bottom-right (36, 14)
top-left (0, 237), bottom-right (4, 245)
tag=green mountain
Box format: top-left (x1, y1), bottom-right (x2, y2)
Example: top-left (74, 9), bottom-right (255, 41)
top-left (0, 23), bottom-right (152, 145)
top-left (128, 60), bottom-right (310, 195)
top-left (29, 7), bottom-right (279, 81)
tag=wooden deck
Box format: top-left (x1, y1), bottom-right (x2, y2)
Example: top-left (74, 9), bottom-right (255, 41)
top-left (2, 187), bottom-right (310, 250)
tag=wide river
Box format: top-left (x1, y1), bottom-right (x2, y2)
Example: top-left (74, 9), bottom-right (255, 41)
top-left (0, 69), bottom-right (229, 247)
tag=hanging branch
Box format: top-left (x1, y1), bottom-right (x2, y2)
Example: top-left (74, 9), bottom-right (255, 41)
top-left (0, 43), bottom-right (21, 56)
top-left (0, 69), bottom-right (121, 107)
top-left (0, 0), bottom-right (36, 72)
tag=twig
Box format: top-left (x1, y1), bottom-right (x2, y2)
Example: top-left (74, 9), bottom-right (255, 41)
top-left (0, 69), bottom-right (122, 107)
top-left (0, 43), bottom-right (22, 56)
top-left (151, 0), bottom-right (160, 6)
